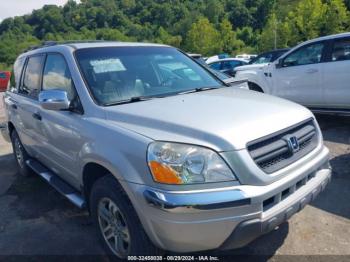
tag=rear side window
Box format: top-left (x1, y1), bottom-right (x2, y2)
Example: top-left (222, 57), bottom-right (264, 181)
top-left (10, 57), bottom-right (26, 91)
top-left (331, 38), bottom-right (350, 62)
top-left (21, 55), bottom-right (45, 98)
top-left (43, 54), bottom-right (76, 100)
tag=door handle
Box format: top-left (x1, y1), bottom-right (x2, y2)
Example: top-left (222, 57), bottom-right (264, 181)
top-left (11, 104), bottom-right (17, 110)
top-left (32, 112), bottom-right (42, 121)
top-left (306, 69), bottom-right (318, 74)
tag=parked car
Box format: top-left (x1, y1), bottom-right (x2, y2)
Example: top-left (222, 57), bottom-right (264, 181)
top-left (207, 58), bottom-right (248, 76)
top-left (0, 71), bottom-right (11, 92)
top-left (205, 53), bottom-right (230, 64)
top-left (235, 54), bottom-right (257, 61)
top-left (2, 41), bottom-right (331, 259)
top-left (233, 48), bottom-right (290, 77)
top-left (235, 32), bottom-right (350, 114)
top-left (187, 53), bottom-right (243, 83)
top-left (249, 49), bottom-right (290, 65)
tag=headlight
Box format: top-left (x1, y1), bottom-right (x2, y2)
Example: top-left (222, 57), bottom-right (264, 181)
top-left (147, 142), bottom-right (236, 185)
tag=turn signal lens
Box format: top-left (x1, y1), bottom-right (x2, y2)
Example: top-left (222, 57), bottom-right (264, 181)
top-left (149, 161), bottom-right (182, 184)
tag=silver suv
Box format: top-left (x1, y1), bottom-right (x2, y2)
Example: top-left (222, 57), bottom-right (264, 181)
top-left (1, 41), bottom-right (331, 258)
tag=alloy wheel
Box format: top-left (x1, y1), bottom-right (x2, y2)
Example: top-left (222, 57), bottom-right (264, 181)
top-left (98, 197), bottom-right (131, 258)
top-left (14, 138), bottom-right (25, 169)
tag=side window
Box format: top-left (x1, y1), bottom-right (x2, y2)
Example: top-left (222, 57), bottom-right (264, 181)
top-left (283, 42), bottom-right (325, 67)
top-left (21, 55), bottom-right (45, 98)
top-left (222, 60), bottom-right (243, 70)
top-left (331, 38), bottom-right (350, 62)
top-left (10, 57), bottom-right (26, 92)
top-left (222, 61), bottom-right (232, 70)
top-left (209, 62), bottom-right (221, 70)
top-left (43, 54), bottom-right (75, 100)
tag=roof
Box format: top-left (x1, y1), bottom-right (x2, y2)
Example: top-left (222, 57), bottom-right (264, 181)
top-left (308, 32), bottom-right (350, 42)
top-left (67, 41), bottom-right (168, 49)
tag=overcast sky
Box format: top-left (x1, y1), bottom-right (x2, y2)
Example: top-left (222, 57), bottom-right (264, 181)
top-left (0, 0), bottom-right (73, 21)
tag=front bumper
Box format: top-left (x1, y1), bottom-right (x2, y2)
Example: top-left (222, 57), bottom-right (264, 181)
top-left (125, 146), bottom-right (331, 253)
top-left (220, 168), bottom-right (330, 250)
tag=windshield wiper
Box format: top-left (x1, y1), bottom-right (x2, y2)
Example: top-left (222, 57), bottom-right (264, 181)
top-left (105, 96), bottom-right (154, 106)
top-left (178, 86), bottom-right (220, 95)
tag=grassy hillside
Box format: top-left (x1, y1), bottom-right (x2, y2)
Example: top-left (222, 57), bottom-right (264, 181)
top-left (0, 0), bottom-right (348, 70)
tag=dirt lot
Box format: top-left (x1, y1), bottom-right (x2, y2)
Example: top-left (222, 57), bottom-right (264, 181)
top-left (0, 114), bottom-right (349, 261)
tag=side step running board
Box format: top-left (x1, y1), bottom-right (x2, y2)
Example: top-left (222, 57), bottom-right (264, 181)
top-left (26, 159), bottom-right (86, 209)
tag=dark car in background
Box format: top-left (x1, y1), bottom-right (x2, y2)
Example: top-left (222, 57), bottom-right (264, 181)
top-left (249, 48), bottom-right (290, 65)
top-left (232, 48), bottom-right (290, 78)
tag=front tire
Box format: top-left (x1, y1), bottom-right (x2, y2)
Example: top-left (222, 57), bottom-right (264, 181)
top-left (11, 130), bottom-right (32, 177)
top-left (90, 175), bottom-right (160, 259)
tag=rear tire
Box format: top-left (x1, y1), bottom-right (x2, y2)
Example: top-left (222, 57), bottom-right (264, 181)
top-left (11, 130), bottom-right (32, 177)
top-left (90, 175), bottom-right (161, 259)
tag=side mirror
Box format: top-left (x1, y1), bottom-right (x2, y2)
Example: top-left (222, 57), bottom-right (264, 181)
top-left (39, 89), bottom-right (70, 111)
top-left (275, 59), bottom-right (283, 69)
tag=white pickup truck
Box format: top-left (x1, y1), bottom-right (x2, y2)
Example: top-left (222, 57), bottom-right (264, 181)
top-left (235, 32), bottom-right (350, 115)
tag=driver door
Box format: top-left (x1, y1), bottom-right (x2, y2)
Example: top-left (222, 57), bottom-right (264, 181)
top-left (36, 53), bottom-right (83, 188)
top-left (272, 41), bottom-right (326, 107)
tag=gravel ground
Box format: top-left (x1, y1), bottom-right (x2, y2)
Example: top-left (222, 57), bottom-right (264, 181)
top-left (0, 113), bottom-right (349, 261)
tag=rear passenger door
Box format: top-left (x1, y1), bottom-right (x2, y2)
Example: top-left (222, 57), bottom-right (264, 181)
top-left (15, 55), bottom-right (46, 156)
top-left (322, 37), bottom-right (350, 109)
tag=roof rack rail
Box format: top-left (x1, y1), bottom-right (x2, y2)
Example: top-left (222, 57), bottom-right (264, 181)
top-left (23, 40), bottom-right (120, 52)
top-left (24, 41), bottom-right (57, 52)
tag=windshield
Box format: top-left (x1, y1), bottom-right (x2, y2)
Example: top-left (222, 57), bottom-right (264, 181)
top-left (75, 46), bottom-right (222, 105)
top-left (249, 53), bottom-right (274, 64)
top-left (249, 50), bottom-right (289, 65)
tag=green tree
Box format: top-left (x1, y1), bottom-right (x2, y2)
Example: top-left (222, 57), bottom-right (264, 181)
top-left (155, 27), bottom-right (182, 47)
top-left (236, 26), bottom-right (259, 48)
top-left (204, 0), bottom-right (224, 25)
top-left (219, 19), bottom-right (244, 54)
top-left (322, 0), bottom-right (349, 35)
top-left (259, 13), bottom-right (292, 51)
top-left (185, 17), bottom-right (221, 55)
top-left (288, 0), bottom-right (326, 42)
top-left (345, 0), bottom-right (350, 10)
top-left (95, 28), bottom-right (131, 41)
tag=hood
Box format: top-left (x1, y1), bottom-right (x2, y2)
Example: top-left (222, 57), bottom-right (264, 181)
top-left (235, 63), bottom-right (268, 72)
top-left (105, 87), bottom-right (313, 151)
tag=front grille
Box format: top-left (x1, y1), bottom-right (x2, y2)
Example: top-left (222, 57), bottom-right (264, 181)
top-left (247, 119), bottom-right (318, 174)
top-left (263, 172), bottom-right (316, 211)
